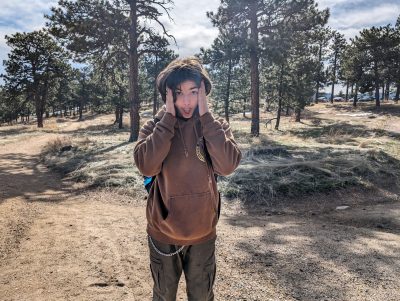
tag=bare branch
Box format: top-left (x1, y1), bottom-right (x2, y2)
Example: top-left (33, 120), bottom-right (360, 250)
top-left (152, 17), bottom-right (176, 45)
top-left (138, 0), bottom-right (174, 22)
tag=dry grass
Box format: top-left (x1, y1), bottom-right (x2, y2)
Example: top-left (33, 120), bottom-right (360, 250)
top-left (41, 136), bottom-right (73, 153)
top-left (221, 103), bottom-right (400, 204)
top-left (37, 103), bottom-right (400, 204)
top-left (220, 147), bottom-right (400, 204)
top-left (40, 117), bottom-right (147, 200)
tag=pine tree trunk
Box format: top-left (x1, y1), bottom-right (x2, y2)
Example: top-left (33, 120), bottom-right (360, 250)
top-left (78, 80), bottom-right (84, 121)
top-left (295, 108), bottom-right (301, 122)
top-left (275, 63), bottom-right (284, 130)
top-left (79, 99), bottom-right (83, 121)
top-left (249, 0), bottom-right (259, 136)
top-left (37, 78), bottom-right (49, 128)
top-left (118, 105), bottom-right (123, 129)
top-left (353, 83), bottom-right (359, 107)
top-left (351, 83), bottom-right (354, 98)
top-left (345, 80), bottom-right (349, 101)
top-left (114, 106), bottom-right (119, 124)
top-left (315, 82), bottom-right (320, 104)
top-left (315, 43), bottom-right (322, 104)
top-left (118, 88), bottom-right (124, 129)
top-left (374, 61), bottom-right (380, 107)
top-left (395, 82), bottom-right (400, 104)
top-left (153, 55), bottom-right (159, 116)
top-left (385, 81), bottom-right (390, 101)
top-left (330, 51), bottom-right (337, 104)
top-left (128, 0), bottom-right (140, 142)
top-left (36, 94), bottom-right (44, 128)
top-left (43, 79), bottom-right (49, 122)
top-left (224, 58), bottom-right (232, 123)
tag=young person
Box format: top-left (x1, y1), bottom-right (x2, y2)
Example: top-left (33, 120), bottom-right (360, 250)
top-left (134, 57), bottom-right (241, 301)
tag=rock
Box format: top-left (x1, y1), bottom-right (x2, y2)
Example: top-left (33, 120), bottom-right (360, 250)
top-left (90, 282), bottom-right (108, 287)
top-left (60, 145), bottom-right (72, 152)
top-left (336, 206), bottom-right (349, 210)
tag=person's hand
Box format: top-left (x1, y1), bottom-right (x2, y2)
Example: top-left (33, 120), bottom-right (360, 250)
top-left (198, 81), bottom-right (209, 116)
top-left (165, 87), bottom-right (175, 117)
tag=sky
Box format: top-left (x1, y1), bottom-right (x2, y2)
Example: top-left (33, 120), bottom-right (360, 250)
top-left (0, 0), bottom-right (399, 80)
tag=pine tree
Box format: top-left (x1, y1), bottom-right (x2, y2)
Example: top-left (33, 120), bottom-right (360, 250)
top-left (353, 25), bottom-right (397, 107)
top-left (201, 23), bottom-right (245, 123)
top-left (208, 0), bottom-right (329, 136)
top-left (2, 30), bottom-right (69, 127)
top-left (46, 0), bottom-right (175, 141)
top-left (328, 31), bottom-right (346, 103)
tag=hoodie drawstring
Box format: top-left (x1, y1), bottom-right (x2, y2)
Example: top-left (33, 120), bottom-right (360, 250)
top-left (177, 120), bottom-right (189, 158)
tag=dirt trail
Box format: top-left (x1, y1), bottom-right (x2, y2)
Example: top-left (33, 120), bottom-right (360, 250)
top-left (1, 124), bottom-right (400, 300)
top-left (0, 133), bottom-right (155, 301)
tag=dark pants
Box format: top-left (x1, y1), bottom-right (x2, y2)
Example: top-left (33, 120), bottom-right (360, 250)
top-left (148, 236), bottom-right (216, 301)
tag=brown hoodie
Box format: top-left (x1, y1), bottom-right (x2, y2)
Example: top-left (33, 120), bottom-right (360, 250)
top-left (134, 108), bottom-right (241, 245)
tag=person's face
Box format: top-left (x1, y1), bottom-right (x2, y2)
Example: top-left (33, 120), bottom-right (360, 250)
top-left (174, 80), bottom-right (199, 118)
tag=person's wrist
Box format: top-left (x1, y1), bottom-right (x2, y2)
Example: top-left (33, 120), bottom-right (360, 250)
top-left (166, 104), bottom-right (175, 116)
top-left (199, 106), bottom-right (209, 116)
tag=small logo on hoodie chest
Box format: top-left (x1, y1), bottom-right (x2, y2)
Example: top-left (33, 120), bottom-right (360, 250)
top-left (195, 137), bottom-right (207, 163)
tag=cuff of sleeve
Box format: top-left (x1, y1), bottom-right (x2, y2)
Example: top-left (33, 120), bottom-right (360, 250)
top-left (160, 112), bottom-right (177, 128)
top-left (199, 112), bottom-right (214, 126)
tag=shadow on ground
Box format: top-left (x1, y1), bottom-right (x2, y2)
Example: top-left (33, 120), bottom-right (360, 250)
top-left (321, 102), bottom-right (400, 116)
top-left (0, 152), bottom-right (84, 204)
top-left (60, 123), bottom-right (131, 137)
top-left (288, 120), bottom-right (400, 143)
top-left (223, 186), bottom-right (400, 300)
top-left (0, 126), bottom-right (33, 137)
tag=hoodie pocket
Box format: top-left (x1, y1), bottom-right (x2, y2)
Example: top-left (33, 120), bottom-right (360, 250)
top-left (162, 191), bottom-right (216, 241)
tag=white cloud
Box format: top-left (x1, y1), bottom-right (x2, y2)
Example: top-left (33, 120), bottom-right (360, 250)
top-left (337, 27), bottom-right (364, 40)
top-left (1, 0), bottom-right (398, 79)
top-left (329, 3), bottom-right (400, 30)
top-left (0, 26), bottom-right (29, 77)
top-left (159, 0), bottom-right (220, 57)
top-left (168, 24), bottom-right (218, 57)
top-left (0, 0), bottom-right (220, 80)
top-left (0, 1), bottom-right (58, 77)
top-left (0, 0), bottom-right (58, 29)
top-left (0, 0), bottom-right (55, 15)
top-left (316, 0), bottom-right (364, 9)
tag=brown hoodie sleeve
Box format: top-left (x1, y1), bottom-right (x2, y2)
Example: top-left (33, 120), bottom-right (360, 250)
top-left (134, 112), bottom-right (176, 176)
top-left (199, 112), bottom-right (242, 176)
